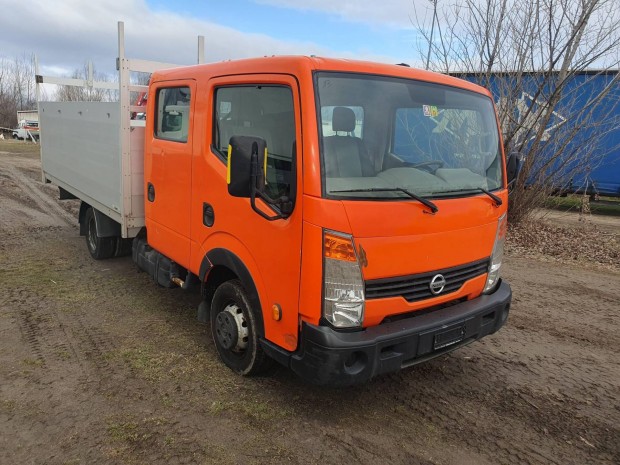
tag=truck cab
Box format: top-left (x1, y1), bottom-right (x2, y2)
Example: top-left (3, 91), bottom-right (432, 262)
top-left (140, 57), bottom-right (511, 385)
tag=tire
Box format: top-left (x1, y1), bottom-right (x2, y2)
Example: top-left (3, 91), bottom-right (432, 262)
top-left (84, 208), bottom-right (116, 260)
top-left (210, 280), bottom-right (273, 376)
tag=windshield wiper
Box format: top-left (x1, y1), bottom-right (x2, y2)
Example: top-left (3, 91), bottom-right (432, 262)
top-left (438, 187), bottom-right (503, 207)
top-left (476, 188), bottom-right (503, 206)
top-left (330, 187), bottom-right (439, 214)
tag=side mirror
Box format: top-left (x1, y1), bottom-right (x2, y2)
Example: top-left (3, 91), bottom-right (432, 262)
top-left (227, 135), bottom-right (266, 198)
top-left (163, 112), bottom-right (182, 132)
top-left (506, 152), bottom-right (523, 189)
top-left (227, 135), bottom-right (284, 221)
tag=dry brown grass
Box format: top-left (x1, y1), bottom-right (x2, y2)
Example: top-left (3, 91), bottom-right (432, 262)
top-left (507, 219), bottom-right (620, 271)
top-left (0, 139), bottom-right (40, 156)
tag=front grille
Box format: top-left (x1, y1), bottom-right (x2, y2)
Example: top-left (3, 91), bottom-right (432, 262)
top-left (365, 258), bottom-right (489, 302)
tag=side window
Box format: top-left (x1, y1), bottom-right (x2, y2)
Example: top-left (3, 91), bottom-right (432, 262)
top-left (155, 86), bottom-right (191, 142)
top-left (213, 85), bottom-right (296, 201)
top-left (321, 106), bottom-right (364, 137)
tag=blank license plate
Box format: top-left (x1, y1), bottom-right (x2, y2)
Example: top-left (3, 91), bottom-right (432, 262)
top-left (433, 325), bottom-right (465, 350)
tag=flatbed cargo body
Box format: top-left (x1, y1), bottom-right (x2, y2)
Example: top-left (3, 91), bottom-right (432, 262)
top-left (39, 101), bottom-right (145, 236)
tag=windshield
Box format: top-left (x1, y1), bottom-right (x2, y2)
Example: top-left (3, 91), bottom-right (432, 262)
top-left (316, 72), bottom-right (502, 199)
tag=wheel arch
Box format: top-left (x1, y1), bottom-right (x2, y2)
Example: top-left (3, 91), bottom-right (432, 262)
top-left (200, 248), bottom-right (266, 337)
top-left (78, 202), bottom-right (90, 236)
top-left (79, 202), bottom-right (121, 238)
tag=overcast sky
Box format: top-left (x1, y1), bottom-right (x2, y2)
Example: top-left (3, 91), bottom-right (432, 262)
top-left (0, 0), bottom-right (432, 77)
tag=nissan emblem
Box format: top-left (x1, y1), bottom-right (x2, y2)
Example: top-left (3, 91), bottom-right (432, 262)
top-left (429, 274), bottom-right (446, 295)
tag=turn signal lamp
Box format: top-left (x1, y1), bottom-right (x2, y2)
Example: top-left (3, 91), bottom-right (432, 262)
top-left (484, 213), bottom-right (507, 293)
top-left (323, 231), bottom-right (365, 328)
top-left (324, 233), bottom-right (357, 262)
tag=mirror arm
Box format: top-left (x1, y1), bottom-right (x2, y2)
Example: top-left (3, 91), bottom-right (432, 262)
top-left (506, 152), bottom-right (524, 194)
top-left (250, 152), bottom-right (284, 221)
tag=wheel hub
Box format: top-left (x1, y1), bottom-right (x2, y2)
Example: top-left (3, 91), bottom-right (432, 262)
top-left (215, 304), bottom-right (249, 352)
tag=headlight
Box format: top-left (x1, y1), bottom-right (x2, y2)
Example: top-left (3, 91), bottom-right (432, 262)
top-left (323, 230), bottom-right (365, 328)
top-left (484, 213), bottom-right (507, 293)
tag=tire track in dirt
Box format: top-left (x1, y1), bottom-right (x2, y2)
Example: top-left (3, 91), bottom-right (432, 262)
top-left (0, 159), bottom-right (73, 239)
top-left (10, 286), bottom-right (86, 377)
top-left (355, 332), bottom-right (618, 465)
top-left (6, 269), bottom-right (123, 393)
top-left (3, 165), bottom-right (74, 226)
top-left (1, 153), bottom-right (122, 390)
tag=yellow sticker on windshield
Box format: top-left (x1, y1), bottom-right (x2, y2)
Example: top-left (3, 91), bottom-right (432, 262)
top-left (423, 105), bottom-right (439, 117)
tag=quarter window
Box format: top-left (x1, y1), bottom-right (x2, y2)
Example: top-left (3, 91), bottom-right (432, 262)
top-left (155, 87), bottom-right (191, 142)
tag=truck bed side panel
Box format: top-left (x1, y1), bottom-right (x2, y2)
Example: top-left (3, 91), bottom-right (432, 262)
top-left (40, 101), bottom-right (146, 237)
top-left (40, 102), bottom-right (122, 217)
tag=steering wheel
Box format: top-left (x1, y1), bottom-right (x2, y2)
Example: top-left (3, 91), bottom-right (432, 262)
top-left (404, 160), bottom-right (444, 173)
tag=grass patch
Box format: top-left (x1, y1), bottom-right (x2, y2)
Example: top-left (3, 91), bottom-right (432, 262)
top-left (0, 255), bottom-right (94, 307)
top-left (107, 417), bottom-right (168, 444)
top-left (56, 349), bottom-right (72, 360)
top-left (61, 460), bottom-right (81, 465)
top-left (104, 415), bottom-right (202, 463)
top-left (0, 139), bottom-right (40, 156)
top-left (107, 421), bottom-right (143, 443)
top-left (22, 358), bottom-right (44, 367)
top-left (0, 399), bottom-right (17, 412)
top-left (209, 399), bottom-right (291, 422)
top-left (545, 194), bottom-right (620, 217)
top-left (116, 345), bottom-right (215, 383)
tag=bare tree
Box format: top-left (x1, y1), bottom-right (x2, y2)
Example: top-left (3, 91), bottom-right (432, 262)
top-left (0, 53), bottom-right (37, 129)
top-left (0, 57), bottom-right (15, 128)
top-left (413, 0), bottom-right (620, 222)
top-left (11, 53), bottom-right (36, 110)
top-left (55, 63), bottom-right (117, 102)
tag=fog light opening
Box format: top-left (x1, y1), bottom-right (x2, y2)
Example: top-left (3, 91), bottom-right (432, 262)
top-left (343, 351), bottom-right (367, 375)
top-left (501, 304), bottom-right (510, 325)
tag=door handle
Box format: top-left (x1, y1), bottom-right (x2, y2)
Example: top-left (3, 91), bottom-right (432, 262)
top-left (203, 203), bottom-right (215, 227)
top-left (147, 182), bottom-right (155, 202)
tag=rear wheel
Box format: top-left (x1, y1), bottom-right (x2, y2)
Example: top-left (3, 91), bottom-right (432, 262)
top-left (85, 208), bottom-right (116, 260)
top-left (210, 280), bottom-right (272, 376)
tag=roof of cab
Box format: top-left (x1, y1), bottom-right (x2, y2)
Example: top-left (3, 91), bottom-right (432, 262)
top-left (151, 55), bottom-right (492, 97)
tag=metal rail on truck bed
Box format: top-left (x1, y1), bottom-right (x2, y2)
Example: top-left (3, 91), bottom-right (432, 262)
top-left (37, 22), bottom-right (205, 238)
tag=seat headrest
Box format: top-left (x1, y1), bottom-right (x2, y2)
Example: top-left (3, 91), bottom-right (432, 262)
top-left (332, 107), bottom-right (356, 133)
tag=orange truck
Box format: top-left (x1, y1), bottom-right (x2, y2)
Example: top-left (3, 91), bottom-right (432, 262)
top-left (38, 23), bottom-right (516, 386)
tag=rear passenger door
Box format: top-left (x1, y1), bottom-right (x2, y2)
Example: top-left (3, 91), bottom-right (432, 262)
top-left (145, 80), bottom-right (196, 268)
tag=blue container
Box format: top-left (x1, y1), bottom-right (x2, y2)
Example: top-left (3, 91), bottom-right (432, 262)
top-left (457, 71), bottom-right (620, 196)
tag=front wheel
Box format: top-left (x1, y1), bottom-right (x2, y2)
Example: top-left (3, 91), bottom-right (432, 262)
top-left (210, 280), bottom-right (273, 376)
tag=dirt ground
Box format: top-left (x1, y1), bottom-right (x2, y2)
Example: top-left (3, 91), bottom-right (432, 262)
top-left (1, 141), bottom-right (619, 465)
